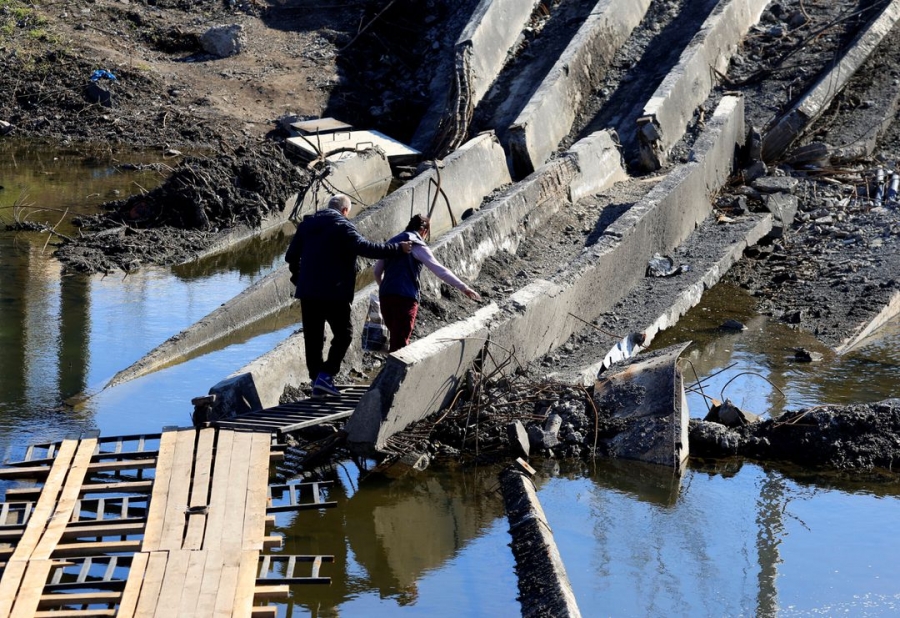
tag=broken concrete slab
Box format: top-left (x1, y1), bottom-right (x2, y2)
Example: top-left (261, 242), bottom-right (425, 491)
top-left (499, 465), bottom-right (582, 618)
top-left (761, 0), bottom-right (900, 162)
top-left (205, 130), bottom-right (625, 417)
top-left (293, 147), bottom-right (393, 215)
top-left (638, 0), bottom-right (769, 169)
top-left (412, 0), bottom-right (542, 154)
top-left (594, 342), bottom-right (691, 470)
top-left (346, 95), bottom-right (745, 450)
top-left (507, 0), bottom-right (651, 177)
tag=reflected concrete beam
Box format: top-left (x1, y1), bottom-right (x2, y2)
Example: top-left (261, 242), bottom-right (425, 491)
top-left (506, 0), bottom-right (651, 177)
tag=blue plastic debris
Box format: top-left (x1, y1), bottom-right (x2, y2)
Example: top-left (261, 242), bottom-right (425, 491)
top-left (90, 69), bottom-right (117, 82)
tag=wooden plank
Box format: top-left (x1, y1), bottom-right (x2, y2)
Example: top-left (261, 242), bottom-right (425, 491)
top-left (279, 411), bottom-right (354, 433)
top-left (231, 550), bottom-right (260, 618)
top-left (175, 549), bottom-right (207, 617)
top-left (38, 591), bottom-right (121, 608)
top-left (60, 521), bottom-right (146, 539)
top-left (152, 549), bottom-right (191, 618)
top-left (34, 611), bottom-right (117, 617)
top-left (115, 551), bottom-right (149, 618)
top-left (203, 431), bottom-right (235, 552)
top-left (33, 437), bottom-right (99, 560)
top-left (195, 550), bottom-right (225, 617)
top-left (9, 559), bottom-right (53, 618)
top-left (141, 431), bottom-right (180, 552)
top-left (133, 551), bottom-right (168, 618)
top-left (158, 431), bottom-right (197, 550)
top-left (0, 561), bottom-right (28, 617)
top-left (212, 563), bottom-right (240, 618)
top-left (10, 440), bottom-right (78, 562)
top-left (183, 428), bottom-right (215, 550)
top-left (252, 585), bottom-right (289, 601)
top-left (242, 434), bottom-right (270, 551)
top-left (218, 433), bottom-right (253, 554)
top-left (86, 459), bottom-right (157, 473)
top-left (52, 540), bottom-right (141, 558)
top-left (4, 481), bottom-right (152, 501)
top-left (250, 607), bottom-right (278, 618)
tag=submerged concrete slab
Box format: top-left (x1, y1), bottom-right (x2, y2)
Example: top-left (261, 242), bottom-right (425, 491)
top-left (412, 0), bottom-right (541, 153)
top-left (506, 0), bottom-right (651, 177)
top-left (347, 95), bottom-right (744, 450)
top-left (207, 131), bottom-right (626, 418)
top-left (638, 0), bottom-right (768, 169)
top-left (761, 0), bottom-right (900, 162)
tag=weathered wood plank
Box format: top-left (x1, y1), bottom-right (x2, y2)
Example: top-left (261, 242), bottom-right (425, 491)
top-left (9, 440), bottom-right (78, 562)
top-left (59, 521), bottom-right (146, 540)
top-left (158, 431), bottom-right (197, 550)
top-left (133, 551), bottom-right (168, 618)
top-left (175, 549), bottom-right (207, 617)
top-left (203, 431), bottom-right (234, 552)
top-left (183, 428), bottom-right (215, 550)
top-left (219, 432), bottom-right (253, 554)
top-left (252, 585), bottom-right (289, 601)
top-left (141, 431), bottom-right (179, 552)
top-left (34, 610), bottom-right (117, 617)
top-left (33, 437), bottom-right (99, 560)
top-left (116, 551), bottom-right (149, 618)
top-left (212, 563), bottom-right (240, 618)
top-left (38, 591), bottom-right (121, 608)
top-left (250, 607), bottom-right (278, 618)
top-left (231, 550), bottom-right (260, 618)
top-left (0, 560), bottom-right (28, 617)
top-left (52, 540), bottom-right (142, 558)
top-left (195, 550), bottom-right (225, 617)
top-left (152, 549), bottom-right (191, 618)
top-left (242, 433), bottom-right (270, 551)
top-left (9, 559), bottom-right (54, 618)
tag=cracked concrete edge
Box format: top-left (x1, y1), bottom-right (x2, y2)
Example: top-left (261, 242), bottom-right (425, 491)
top-left (499, 467), bottom-right (582, 618)
top-left (641, 0), bottom-right (769, 163)
top-left (568, 213), bottom-right (775, 386)
top-left (507, 0), bottom-right (652, 177)
top-left (348, 95), bottom-right (745, 448)
top-left (762, 0), bottom-right (900, 162)
top-left (221, 131), bottom-right (626, 418)
top-left (412, 0), bottom-right (541, 151)
top-left (106, 132), bottom-right (509, 390)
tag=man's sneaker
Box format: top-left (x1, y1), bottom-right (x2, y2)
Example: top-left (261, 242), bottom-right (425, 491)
top-left (312, 373), bottom-right (341, 398)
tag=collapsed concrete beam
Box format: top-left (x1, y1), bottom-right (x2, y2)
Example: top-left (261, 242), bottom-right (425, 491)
top-left (499, 464), bottom-right (582, 618)
top-left (347, 95), bottom-right (744, 450)
top-left (506, 0), bottom-right (651, 178)
top-left (206, 131), bottom-right (626, 418)
top-left (412, 0), bottom-right (542, 154)
top-left (638, 0), bottom-right (769, 170)
top-left (106, 133), bottom-right (510, 389)
top-left (594, 342), bottom-right (692, 470)
top-left (761, 0), bottom-right (900, 162)
top-left (293, 148), bottom-right (393, 214)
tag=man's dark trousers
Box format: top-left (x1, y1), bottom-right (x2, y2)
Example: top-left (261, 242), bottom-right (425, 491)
top-left (300, 298), bottom-right (352, 379)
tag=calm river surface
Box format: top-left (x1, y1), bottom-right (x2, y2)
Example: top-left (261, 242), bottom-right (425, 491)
top-left (2, 141), bottom-right (899, 617)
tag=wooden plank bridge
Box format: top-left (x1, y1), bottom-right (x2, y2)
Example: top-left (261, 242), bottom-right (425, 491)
top-left (0, 425), bottom-right (337, 617)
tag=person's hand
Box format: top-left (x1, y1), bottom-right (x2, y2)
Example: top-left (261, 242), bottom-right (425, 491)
top-left (464, 288), bottom-right (481, 301)
top-left (400, 241), bottom-right (412, 254)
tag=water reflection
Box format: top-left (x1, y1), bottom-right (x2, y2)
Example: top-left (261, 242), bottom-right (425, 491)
top-left (652, 283), bottom-right (900, 417)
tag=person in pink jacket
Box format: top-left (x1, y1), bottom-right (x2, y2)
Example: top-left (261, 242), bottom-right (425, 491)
top-left (374, 214), bottom-right (480, 352)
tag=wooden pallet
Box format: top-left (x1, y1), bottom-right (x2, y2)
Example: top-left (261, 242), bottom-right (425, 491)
top-left (0, 428), bottom-right (336, 617)
top-left (214, 385), bottom-right (369, 434)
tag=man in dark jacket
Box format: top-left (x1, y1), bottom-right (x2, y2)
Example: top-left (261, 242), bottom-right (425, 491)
top-left (285, 194), bottom-right (411, 397)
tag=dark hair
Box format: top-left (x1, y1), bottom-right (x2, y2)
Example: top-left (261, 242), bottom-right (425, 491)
top-left (406, 214), bottom-right (430, 233)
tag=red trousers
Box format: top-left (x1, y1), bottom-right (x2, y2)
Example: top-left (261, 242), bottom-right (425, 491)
top-left (379, 294), bottom-right (419, 352)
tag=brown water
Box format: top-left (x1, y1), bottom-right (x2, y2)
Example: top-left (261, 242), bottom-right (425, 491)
top-left (2, 142), bottom-right (900, 616)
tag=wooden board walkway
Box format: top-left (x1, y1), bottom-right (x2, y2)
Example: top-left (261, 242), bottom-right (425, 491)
top-left (213, 386), bottom-right (368, 434)
top-left (0, 428), bottom-right (335, 617)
